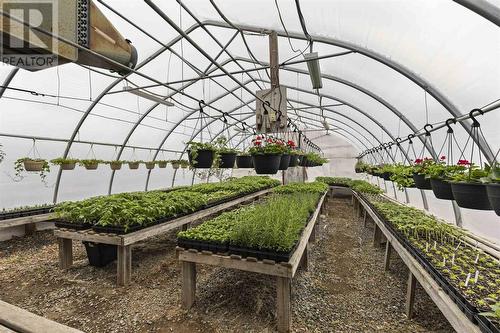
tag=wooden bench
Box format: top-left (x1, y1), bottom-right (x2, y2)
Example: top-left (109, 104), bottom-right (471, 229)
top-left (350, 190), bottom-right (481, 333)
top-left (0, 300), bottom-right (83, 333)
top-left (0, 213), bottom-right (56, 235)
top-left (176, 192), bottom-right (327, 333)
top-left (54, 189), bottom-right (272, 286)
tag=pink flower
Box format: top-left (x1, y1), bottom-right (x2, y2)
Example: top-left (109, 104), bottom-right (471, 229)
top-left (415, 158), bottom-right (423, 164)
top-left (440, 156), bottom-right (446, 160)
top-left (457, 159), bottom-right (470, 166)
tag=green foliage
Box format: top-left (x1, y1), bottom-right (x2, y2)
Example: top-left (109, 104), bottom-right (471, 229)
top-left (481, 301), bottom-right (500, 319)
top-left (305, 152), bottom-right (328, 165)
top-left (104, 160), bottom-right (124, 165)
top-left (481, 162), bottom-right (500, 184)
top-left (450, 163), bottom-right (489, 183)
top-left (350, 180), bottom-right (383, 194)
top-left (14, 157), bottom-right (50, 183)
top-left (424, 160), bottom-right (466, 180)
top-left (1, 203), bottom-right (52, 214)
top-left (390, 164), bottom-right (415, 190)
top-left (355, 160), bottom-right (368, 172)
top-left (78, 159), bottom-right (103, 167)
top-left (273, 181), bottom-right (328, 195)
top-left (50, 157), bottom-right (79, 165)
top-left (214, 136), bottom-right (237, 154)
top-left (179, 192), bottom-right (321, 252)
top-left (316, 177), bottom-right (352, 186)
top-left (249, 142), bottom-right (286, 155)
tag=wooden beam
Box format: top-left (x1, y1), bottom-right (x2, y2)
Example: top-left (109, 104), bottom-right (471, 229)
top-left (384, 241), bottom-right (392, 271)
top-left (182, 261), bottom-right (196, 309)
top-left (0, 213), bottom-right (55, 230)
top-left (406, 272), bottom-right (417, 318)
top-left (373, 224), bottom-right (382, 247)
top-left (58, 238), bottom-right (73, 269)
top-left (269, 31), bottom-right (279, 88)
top-left (0, 300), bottom-right (83, 333)
top-left (276, 277), bottom-right (291, 333)
top-left (299, 244), bottom-right (309, 272)
top-left (117, 245), bottom-right (131, 286)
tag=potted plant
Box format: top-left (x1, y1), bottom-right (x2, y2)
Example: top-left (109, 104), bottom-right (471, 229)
top-left (170, 160), bottom-right (181, 169)
top-left (180, 159), bottom-right (190, 169)
top-left (355, 160), bottom-right (367, 173)
top-left (14, 157), bottom-right (50, 182)
top-left (379, 164), bottom-right (394, 181)
top-left (236, 151), bottom-right (253, 168)
top-left (390, 164), bottom-right (415, 190)
top-left (412, 158), bottom-right (433, 189)
top-left (106, 160), bottom-right (123, 171)
top-left (187, 141), bottom-right (215, 168)
top-left (249, 136), bottom-right (285, 174)
top-left (78, 159), bottom-right (102, 170)
top-left (50, 157), bottom-right (78, 170)
top-left (214, 137), bottom-right (237, 169)
top-left (482, 162), bottom-right (500, 216)
top-left (426, 156), bottom-right (466, 200)
top-left (450, 161), bottom-right (492, 210)
top-left (127, 160), bottom-right (141, 169)
top-left (278, 139), bottom-right (291, 171)
top-left (144, 161), bottom-right (155, 170)
top-left (157, 160), bottom-right (168, 168)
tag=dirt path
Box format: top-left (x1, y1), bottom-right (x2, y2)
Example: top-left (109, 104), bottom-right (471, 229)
top-left (0, 197), bottom-right (455, 332)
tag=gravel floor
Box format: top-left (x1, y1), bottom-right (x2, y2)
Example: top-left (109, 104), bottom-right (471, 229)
top-left (0, 196), bottom-right (455, 332)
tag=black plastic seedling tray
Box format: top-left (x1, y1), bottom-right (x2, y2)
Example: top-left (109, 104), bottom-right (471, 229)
top-left (54, 220), bottom-right (92, 230)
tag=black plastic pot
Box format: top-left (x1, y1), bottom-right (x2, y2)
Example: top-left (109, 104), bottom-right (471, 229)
top-left (430, 178), bottom-right (454, 200)
top-left (83, 242), bottom-right (117, 267)
top-left (252, 154), bottom-right (282, 174)
top-left (299, 155), bottom-right (308, 167)
top-left (355, 168), bottom-right (362, 173)
top-left (486, 183), bottom-right (500, 216)
top-left (278, 154), bottom-right (291, 171)
top-left (288, 155), bottom-right (299, 167)
top-left (413, 173), bottom-right (432, 190)
top-left (451, 182), bottom-right (492, 210)
top-left (381, 172), bottom-right (392, 181)
top-left (218, 152), bottom-right (237, 168)
top-left (188, 149), bottom-right (214, 168)
top-left (236, 155), bottom-right (253, 168)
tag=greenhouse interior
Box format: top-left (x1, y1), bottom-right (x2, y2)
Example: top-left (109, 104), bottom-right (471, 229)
top-left (0, 0), bottom-right (499, 332)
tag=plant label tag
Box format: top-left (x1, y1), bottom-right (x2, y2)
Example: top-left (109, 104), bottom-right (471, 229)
top-left (465, 273), bottom-right (471, 287)
top-left (474, 270), bottom-right (479, 282)
top-left (475, 254), bottom-right (479, 264)
top-left (443, 257), bottom-right (446, 266)
top-left (451, 254), bottom-right (455, 266)
top-left (425, 243), bottom-right (429, 252)
top-left (433, 241), bottom-right (437, 250)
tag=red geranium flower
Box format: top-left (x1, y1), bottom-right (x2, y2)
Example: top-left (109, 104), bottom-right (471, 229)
top-left (440, 156), bottom-right (446, 160)
top-left (415, 158), bottom-right (423, 164)
top-left (457, 159), bottom-right (470, 166)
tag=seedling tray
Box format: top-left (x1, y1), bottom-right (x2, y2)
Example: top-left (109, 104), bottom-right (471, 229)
top-left (54, 220), bottom-right (92, 230)
top-left (477, 315), bottom-right (500, 333)
top-left (0, 206), bottom-right (53, 220)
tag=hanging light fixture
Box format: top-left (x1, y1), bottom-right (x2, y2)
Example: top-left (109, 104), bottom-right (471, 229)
top-left (123, 86), bottom-right (174, 106)
top-left (304, 52), bottom-right (322, 90)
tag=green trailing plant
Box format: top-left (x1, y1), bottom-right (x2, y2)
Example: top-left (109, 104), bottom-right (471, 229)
top-left (214, 136), bottom-right (237, 154)
top-left (50, 157), bottom-right (79, 165)
top-left (450, 163), bottom-right (489, 183)
top-left (355, 160), bottom-right (368, 172)
top-left (390, 164), bottom-right (415, 190)
top-left (187, 141), bottom-right (216, 167)
top-left (78, 159), bottom-right (103, 168)
top-left (14, 157), bottom-right (50, 183)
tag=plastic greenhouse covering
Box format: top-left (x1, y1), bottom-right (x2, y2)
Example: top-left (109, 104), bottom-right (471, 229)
top-left (0, 0), bottom-right (499, 245)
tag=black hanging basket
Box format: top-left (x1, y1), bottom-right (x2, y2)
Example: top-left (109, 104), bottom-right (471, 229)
top-left (299, 155), bottom-right (308, 167)
top-left (188, 149), bottom-right (214, 168)
top-left (381, 172), bottom-right (392, 181)
top-left (83, 241), bottom-right (117, 267)
top-left (278, 154), bottom-right (291, 171)
top-left (252, 154), bottom-right (282, 174)
top-left (218, 152), bottom-right (237, 168)
top-left (288, 155), bottom-right (299, 167)
top-left (430, 178), bottom-right (455, 200)
top-left (236, 155), bottom-right (253, 168)
top-left (413, 173), bottom-right (432, 190)
top-left (486, 183), bottom-right (500, 216)
top-left (451, 182), bottom-right (492, 210)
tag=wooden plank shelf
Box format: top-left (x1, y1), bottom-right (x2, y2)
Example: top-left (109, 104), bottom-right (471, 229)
top-left (54, 189), bottom-right (272, 286)
top-left (0, 300), bottom-right (83, 333)
top-left (176, 192), bottom-right (327, 333)
top-left (351, 190), bottom-right (481, 333)
top-left (0, 213), bottom-right (56, 235)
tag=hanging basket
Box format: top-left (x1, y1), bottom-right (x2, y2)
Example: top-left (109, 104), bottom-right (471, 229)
top-left (188, 149), bottom-right (214, 168)
top-left (486, 184), bottom-right (500, 216)
top-left (288, 155), bottom-right (299, 167)
top-left (128, 162), bottom-right (140, 170)
top-left (145, 162), bottom-right (155, 170)
top-left (84, 163), bottom-right (98, 170)
top-left (218, 152), bottom-right (237, 168)
top-left (60, 162), bottom-right (76, 170)
top-left (299, 155), bottom-right (308, 167)
top-left (158, 161), bottom-right (167, 168)
top-left (381, 172), bottom-right (392, 181)
top-left (279, 154), bottom-right (291, 171)
top-left (23, 159), bottom-right (45, 172)
top-left (171, 162), bottom-right (180, 170)
top-left (252, 154), bottom-right (281, 174)
top-left (430, 178), bottom-right (454, 200)
top-left (412, 173), bottom-right (432, 190)
top-left (109, 162), bottom-right (122, 171)
top-left (236, 155), bottom-right (253, 168)
top-left (451, 182), bottom-right (492, 210)
top-left (181, 163), bottom-right (188, 169)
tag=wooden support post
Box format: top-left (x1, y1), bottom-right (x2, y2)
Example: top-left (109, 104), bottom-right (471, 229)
top-left (24, 223), bottom-right (36, 236)
top-left (181, 261), bottom-right (196, 309)
top-left (363, 209), bottom-right (368, 227)
top-left (373, 225), bottom-right (382, 247)
top-left (358, 204), bottom-right (363, 217)
top-left (269, 31), bottom-right (279, 89)
top-left (58, 238), bottom-right (73, 269)
top-left (299, 244), bottom-right (309, 272)
top-left (384, 241), bottom-right (392, 271)
top-left (276, 276), bottom-right (291, 333)
top-left (406, 272), bottom-right (417, 318)
top-left (181, 223), bottom-right (191, 231)
top-left (117, 245), bottom-right (132, 286)
top-left (310, 224), bottom-right (316, 242)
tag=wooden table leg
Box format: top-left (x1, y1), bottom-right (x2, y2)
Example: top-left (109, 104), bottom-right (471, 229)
top-left (276, 276), bottom-right (291, 333)
top-left (384, 241), bottom-right (392, 271)
top-left (373, 225), bottom-right (382, 247)
top-left (117, 245), bottom-right (132, 286)
top-left (58, 238), bottom-right (73, 269)
top-left (24, 223), bottom-right (36, 236)
top-left (182, 261), bottom-right (196, 309)
top-left (181, 223), bottom-right (191, 231)
top-left (363, 210), bottom-right (368, 227)
top-left (406, 271), bottom-right (417, 318)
